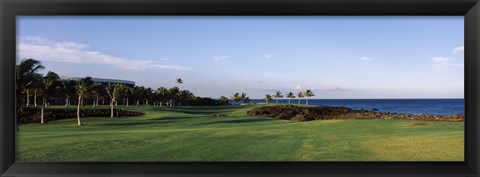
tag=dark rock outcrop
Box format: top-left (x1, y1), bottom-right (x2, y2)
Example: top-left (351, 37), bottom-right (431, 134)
top-left (246, 105), bottom-right (464, 122)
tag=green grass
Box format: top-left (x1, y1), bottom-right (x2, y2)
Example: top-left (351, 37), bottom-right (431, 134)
top-left (17, 105), bottom-right (464, 161)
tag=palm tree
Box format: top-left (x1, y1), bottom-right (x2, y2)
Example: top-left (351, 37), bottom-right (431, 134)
top-left (30, 77), bottom-right (43, 108)
top-left (61, 80), bottom-right (77, 107)
top-left (168, 87), bottom-right (179, 107)
top-left (231, 92), bottom-right (241, 104)
top-left (123, 87), bottom-right (133, 106)
top-left (75, 77), bottom-right (93, 125)
top-left (176, 78), bottom-right (183, 87)
top-left (156, 87), bottom-right (168, 107)
top-left (240, 92), bottom-right (250, 104)
top-left (175, 89), bottom-right (185, 106)
top-left (16, 59), bottom-right (44, 130)
top-left (34, 89), bottom-right (39, 107)
top-left (90, 84), bottom-right (105, 108)
top-left (39, 71), bottom-right (60, 124)
top-left (106, 83), bottom-right (124, 117)
top-left (16, 59), bottom-right (44, 109)
top-left (304, 89), bottom-right (315, 106)
top-left (297, 92), bottom-right (304, 105)
top-left (26, 75), bottom-right (42, 107)
top-left (273, 91), bottom-right (283, 104)
top-left (264, 94), bottom-right (272, 104)
top-left (132, 86), bottom-right (144, 106)
top-left (243, 97), bottom-right (251, 104)
top-left (144, 87), bottom-right (153, 106)
top-left (25, 89), bottom-right (31, 107)
top-left (286, 92), bottom-right (295, 104)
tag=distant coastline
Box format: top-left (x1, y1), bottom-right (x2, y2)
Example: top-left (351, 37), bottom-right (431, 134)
top-left (245, 98), bottom-right (464, 115)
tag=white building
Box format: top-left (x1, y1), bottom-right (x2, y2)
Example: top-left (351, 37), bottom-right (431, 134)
top-left (58, 76), bottom-right (135, 87)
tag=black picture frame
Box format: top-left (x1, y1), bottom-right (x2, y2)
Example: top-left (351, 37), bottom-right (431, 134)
top-left (1, 0), bottom-right (479, 176)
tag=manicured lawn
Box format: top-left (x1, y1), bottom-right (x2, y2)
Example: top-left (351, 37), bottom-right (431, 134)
top-left (16, 105), bottom-right (464, 161)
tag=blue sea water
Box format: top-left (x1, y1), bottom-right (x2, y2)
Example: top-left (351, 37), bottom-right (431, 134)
top-left (248, 99), bottom-right (464, 115)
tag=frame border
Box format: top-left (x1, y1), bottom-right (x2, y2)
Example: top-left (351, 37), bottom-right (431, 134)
top-left (1, 0), bottom-right (479, 176)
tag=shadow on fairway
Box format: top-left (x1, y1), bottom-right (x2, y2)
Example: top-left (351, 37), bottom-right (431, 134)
top-left (97, 116), bottom-right (198, 126)
top-left (170, 109), bottom-right (234, 115)
top-left (151, 116), bottom-right (199, 121)
top-left (163, 105), bottom-right (253, 115)
top-left (195, 118), bottom-right (274, 125)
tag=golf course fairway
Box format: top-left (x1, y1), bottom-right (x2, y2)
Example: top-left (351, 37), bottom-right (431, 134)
top-left (16, 105), bottom-right (464, 161)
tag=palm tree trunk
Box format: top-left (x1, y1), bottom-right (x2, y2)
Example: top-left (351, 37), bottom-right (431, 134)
top-left (40, 106), bottom-right (44, 124)
top-left (306, 97), bottom-right (309, 105)
top-left (126, 98), bottom-right (129, 106)
top-left (110, 100), bottom-right (114, 118)
top-left (34, 90), bottom-right (38, 107)
top-left (298, 99), bottom-right (300, 105)
top-left (41, 101), bottom-right (45, 124)
top-left (65, 98), bottom-right (69, 107)
top-left (160, 101), bottom-right (162, 107)
top-left (26, 89), bottom-right (30, 107)
top-left (276, 98), bottom-right (278, 104)
top-left (288, 98), bottom-right (291, 104)
top-left (92, 98), bottom-right (96, 108)
top-left (136, 100), bottom-right (139, 106)
top-left (77, 97), bottom-right (82, 126)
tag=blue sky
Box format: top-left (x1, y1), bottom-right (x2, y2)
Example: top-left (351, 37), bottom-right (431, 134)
top-left (17, 16), bottom-right (464, 99)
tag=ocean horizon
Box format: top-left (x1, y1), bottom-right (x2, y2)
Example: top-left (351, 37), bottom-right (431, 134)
top-left (242, 98), bottom-right (464, 115)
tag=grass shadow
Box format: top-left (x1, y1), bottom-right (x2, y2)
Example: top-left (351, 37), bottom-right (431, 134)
top-left (169, 109), bottom-right (234, 115)
top-left (195, 118), bottom-right (274, 125)
top-left (151, 116), bottom-right (199, 121)
top-left (159, 105), bottom-right (253, 115)
top-left (97, 116), bottom-right (200, 126)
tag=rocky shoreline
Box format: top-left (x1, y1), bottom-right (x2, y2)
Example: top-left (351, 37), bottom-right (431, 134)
top-left (246, 105), bottom-right (464, 122)
top-left (18, 108), bottom-right (145, 124)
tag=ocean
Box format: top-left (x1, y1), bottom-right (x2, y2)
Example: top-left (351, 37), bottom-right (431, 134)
top-left (248, 99), bottom-right (464, 115)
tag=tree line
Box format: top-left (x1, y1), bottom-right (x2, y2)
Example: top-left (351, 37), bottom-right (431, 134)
top-left (15, 58), bottom-right (229, 128)
top-left (264, 90), bottom-right (315, 105)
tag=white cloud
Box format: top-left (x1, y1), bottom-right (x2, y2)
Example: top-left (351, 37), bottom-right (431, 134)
top-left (426, 29), bottom-right (433, 32)
top-left (17, 36), bottom-right (190, 71)
top-left (264, 54), bottom-right (274, 58)
top-left (452, 46), bottom-right (464, 53)
top-left (293, 84), bottom-right (302, 90)
top-left (211, 55), bottom-right (229, 62)
top-left (431, 56), bottom-right (463, 70)
top-left (161, 58), bottom-right (169, 61)
top-left (360, 56), bottom-right (372, 62)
